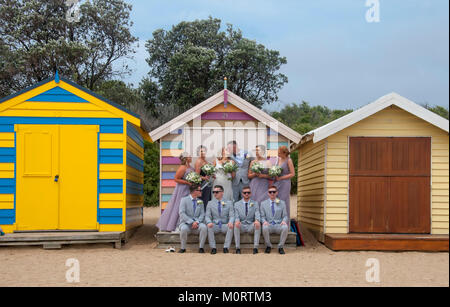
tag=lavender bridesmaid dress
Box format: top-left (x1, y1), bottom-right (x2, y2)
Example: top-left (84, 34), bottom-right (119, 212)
top-left (274, 158), bottom-right (291, 220)
top-left (249, 160), bottom-right (270, 204)
top-left (156, 166), bottom-right (194, 232)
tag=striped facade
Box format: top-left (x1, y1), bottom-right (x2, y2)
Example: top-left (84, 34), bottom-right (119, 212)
top-left (0, 76), bottom-right (149, 233)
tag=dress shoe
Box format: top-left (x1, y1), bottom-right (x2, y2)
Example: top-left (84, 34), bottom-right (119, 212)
top-left (278, 248), bottom-right (285, 255)
top-left (178, 249), bottom-right (186, 253)
top-left (211, 248), bottom-right (217, 255)
top-left (223, 248), bottom-right (229, 254)
top-left (253, 248), bottom-right (258, 254)
top-left (265, 247), bottom-right (271, 254)
top-left (198, 248), bottom-right (205, 254)
top-left (236, 249), bottom-right (241, 254)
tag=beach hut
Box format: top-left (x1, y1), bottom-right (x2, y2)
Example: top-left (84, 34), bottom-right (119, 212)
top-left (296, 93), bottom-right (449, 251)
top-left (150, 88), bottom-right (302, 214)
top-left (0, 73), bottom-right (150, 238)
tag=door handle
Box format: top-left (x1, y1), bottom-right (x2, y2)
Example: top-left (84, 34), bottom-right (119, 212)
top-left (54, 175), bottom-right (59, 182)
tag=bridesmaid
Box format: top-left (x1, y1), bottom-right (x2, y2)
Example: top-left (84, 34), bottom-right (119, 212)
top-left (195, 145), bottom-right (212, 209)
top-left (273, 146), bottom-right (296, 220)
top-left (156, 152), bottom-right (194, 232)
top-left (248, 145), bottom-right (272, 204)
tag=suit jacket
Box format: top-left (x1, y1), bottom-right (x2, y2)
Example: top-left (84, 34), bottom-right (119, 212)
top-left (230, 150), bottom-right (251, 186)
top-left (234, 199), bottom-right (260, 225)
top-left (179, 195), bottom-right (205, 226)
top-left (260, 198), bottom-right (288, 225)
top-left (205, 199), bottom-right (234, 225)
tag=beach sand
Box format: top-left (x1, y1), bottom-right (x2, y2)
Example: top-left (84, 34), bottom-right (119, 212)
top-left (0, 196), bottom-right (448, 287)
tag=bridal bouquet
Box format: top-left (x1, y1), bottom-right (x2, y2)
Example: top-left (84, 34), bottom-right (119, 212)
top-left (223, 161), bottom-right (238, 180)
top-left (250, 161), bottom-right (264, 174)
top-left (268, 165), bottom-right (282, 178)
top-left (201, 163), bottom-right (216, 176)
top-left (185, 172), bottom-right (202, 185)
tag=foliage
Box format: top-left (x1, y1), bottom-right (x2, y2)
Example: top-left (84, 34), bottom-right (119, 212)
top-left (144, 140), bottom-right (160, 207)
top-left (424, 104), bottom-right (449, 120)
top-left (0, 0), bottom-right (137, 97)
top-left (144, 17), bottom-right (287, 115)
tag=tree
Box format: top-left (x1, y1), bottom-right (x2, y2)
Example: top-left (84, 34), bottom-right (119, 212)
top-left (144, 17), bottom-right (288, 114)
top-left (0, 0), bottom-right (137, 97)
top-left (424, 104), bottom-right (449, 120)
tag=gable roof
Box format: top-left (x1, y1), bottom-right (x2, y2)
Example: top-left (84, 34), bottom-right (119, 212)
top-left (150, 90), bottom-right (302, 144)
top-left (0, 75), bottom-right (151, 134)
top-left (301, 92), bottom-right (449, 144)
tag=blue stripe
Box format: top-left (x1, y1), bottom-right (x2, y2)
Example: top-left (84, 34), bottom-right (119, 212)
top-left (0, 117), bottom-right (123, 134)
top-left (98, 208), bottom-right (123, 224)
top-left (0, 179), bottom-right (15, 194)
top-left (162, 172), bottom-right (175, 180)
top-left (99, 179), bottom-right (123, 194)
top-left (0, 209), bottom-right (15, 218)
top-left (99, 149), bottom-right (123, 164)
top-left (0, 209), bottom-right (14, 225)
top-left (126, 151), bottom-right (144, 172)
top-left (99, 208), bottom-right (123, 217)
top-left (161, 194), bottom-right (172, 202)
top-left (126, 180), bottom-right (144, 195)
top-left (267, 142), bottom-right (289, 150)
top-left (0, 148), bottom-right (15, 163)
top-left (0, 125), bottom-right (14, 132)
top-left (127, 122), bottom-right (144, 148)
top-left (161, 141), bottom-right (183, 150)
top-left (26, 87), bottom-right (88, 103)
top-left (0, 217), bottom-right (14, 225)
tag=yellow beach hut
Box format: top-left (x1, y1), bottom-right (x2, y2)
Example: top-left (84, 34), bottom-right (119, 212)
top-left (0, 73), bottom-right (150, 237)
top-left (296, 93), bottom-right (449, 251)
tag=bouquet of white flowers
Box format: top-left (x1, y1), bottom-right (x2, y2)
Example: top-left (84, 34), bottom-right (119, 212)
top-left (223, 161), bottom-right (238, 180)
top-left (185, 172), bottom-right (202, 185)
top-left (201, 163), bottom-right (216, 176)
top-left (268, 165), bottom-right (282, 178)
top-left (250, 161), bottom-right (264, 174)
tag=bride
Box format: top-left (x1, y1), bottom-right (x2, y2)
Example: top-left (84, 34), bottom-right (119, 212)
top-left (212, 147), bottom-right (235, 202)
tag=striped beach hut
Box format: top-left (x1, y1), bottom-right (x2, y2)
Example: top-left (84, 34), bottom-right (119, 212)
top-left (0, 73), bottom-right (151, 235)
top-left (150, 88), bottom-right (302, 213)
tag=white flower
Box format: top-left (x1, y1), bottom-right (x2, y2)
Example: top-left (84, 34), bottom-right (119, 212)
top-left (275, 199), bottom-right (280, 204)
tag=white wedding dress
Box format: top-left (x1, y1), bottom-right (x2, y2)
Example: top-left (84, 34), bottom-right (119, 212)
top-left (212, 159), bottom-right (234, 202)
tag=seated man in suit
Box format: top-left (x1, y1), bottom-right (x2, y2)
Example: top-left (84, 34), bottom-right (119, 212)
top-left (234, 186), bottom-right (261, 254)
top-left (178, 185), bottom-right (207, 253)
top-left (206, 185), bottom-right (234, 254)
top-left (260, 185), bottom-right (289, 254)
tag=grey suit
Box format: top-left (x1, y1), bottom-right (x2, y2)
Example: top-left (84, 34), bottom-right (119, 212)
top-left (206, 199), bottom-right (234, 249)
top-left (260, 198), bottom-right (289, 248)
top-left (230, 151), bottom-right (251, 202)
top-left (234, 199), bottom-right (261, 249)
top-left (179, 195), bottom-right (207, 250)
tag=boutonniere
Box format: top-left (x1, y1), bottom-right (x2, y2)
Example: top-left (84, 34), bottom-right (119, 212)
top-left (275, 199), bottom-right (280, 204)
top-left (197, 200), bottom-right (203, 205)
top-left (221, 201), bottom-right (226, 206)
top-left (249, 202), bottom-right (255, 208)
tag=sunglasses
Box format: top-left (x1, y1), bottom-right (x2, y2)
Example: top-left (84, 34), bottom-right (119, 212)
top-left (268, 191), bottom-right (277, 194)
top-left (213, 190), bottom-right (223, 194)
top-left (242, 191), bottom-right (251, 195)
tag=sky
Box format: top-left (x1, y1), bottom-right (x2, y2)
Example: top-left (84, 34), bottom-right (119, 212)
top-left (117, 0), bottom-right (449, 112)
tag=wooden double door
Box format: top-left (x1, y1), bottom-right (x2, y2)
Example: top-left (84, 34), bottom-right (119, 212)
top-left (349, 137), bottom-right (431, 234)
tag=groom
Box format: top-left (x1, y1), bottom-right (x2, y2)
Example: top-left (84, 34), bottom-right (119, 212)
top-left (227, 141), bottom-right (251, 202)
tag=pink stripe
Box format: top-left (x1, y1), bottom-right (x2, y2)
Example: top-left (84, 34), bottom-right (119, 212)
top-left (162, 157), bottom-right (180, 165)
top-left (201, 112), bottom-right (255, 121)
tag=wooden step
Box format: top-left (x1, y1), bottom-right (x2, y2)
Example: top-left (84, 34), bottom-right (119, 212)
top-left (325, 233), bottom-right (449, 252)
top-left (156, 231), bottom-right (298, 249)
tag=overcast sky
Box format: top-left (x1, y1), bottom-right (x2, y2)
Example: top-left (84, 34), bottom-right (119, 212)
top-left (119, 0), bottom-right (449, 112)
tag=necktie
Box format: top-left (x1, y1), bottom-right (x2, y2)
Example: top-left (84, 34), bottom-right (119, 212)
top-left (271, 201), bottom-right (276, 225)
top-left (193, 199), bottom-right (197, 214)
top-left (245, 202), bottom-right (248, 217)
top-left (218, 201), bottom-right (222, 228)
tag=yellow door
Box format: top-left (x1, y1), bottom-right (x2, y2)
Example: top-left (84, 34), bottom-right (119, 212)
top-left (16, 124), bottom-right (98, 231)
top-left (59, 125), bottom-right (98, 230)
top-left (16, 125), bottom-right (60, 230)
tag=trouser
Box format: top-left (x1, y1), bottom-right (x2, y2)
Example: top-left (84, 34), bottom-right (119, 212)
top-left (208, 224), bottom-right (233, 249)
top-left (262, 224), bottom-right (289, 248)
top-left (180, 223), bottom-right (207, 250)
top-left (234, 223), bottom-right (261, 249)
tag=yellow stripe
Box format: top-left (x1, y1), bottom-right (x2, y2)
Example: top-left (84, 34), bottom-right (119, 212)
top-left (208, 103), bottom-right (243, 113)
top-left (0, 133), bottom-right (14, 141)
top-left (99, 164), bottom-right (123, 179)
top-left (99, 193), bottom-right (124, 201)
top-left (126, 194), bottom-right (144, 208)
top-left (99, 224), bottom-right (125, 232)
top-left (0, 199), bottom-right (14, 209)
top-left (161, 149), bottom-right (183, 156)
top-left (99, 193), bottom-right (124, 209)
top-left (0, 194), bottom-right (14, 202)
top-left (0, 163), bottom-right (15, 178)
top-left (126, 165), bottom-right (143, 184)
top-left (100, 133), bottom-right (124, 149)
top-left (127, 136), bottom-right (144, 158)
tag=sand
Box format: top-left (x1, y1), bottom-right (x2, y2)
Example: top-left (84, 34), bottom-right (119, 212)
top-left (0, 197), bottom-right (448, 287)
